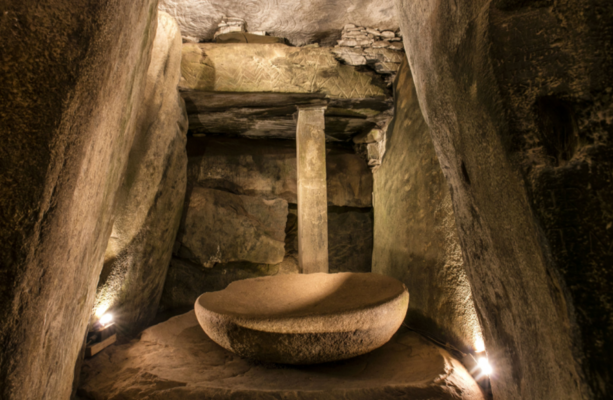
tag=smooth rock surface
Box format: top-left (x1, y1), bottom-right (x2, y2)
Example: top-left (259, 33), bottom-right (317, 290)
top-left (0, 1), bottom-right (157, 399)
top-left (373, 59), bottom-right (481, 353)
top-left (176, 187), bottom-right (288, 267)
top-left (181, 43), bottom-right (387, 99)
top-left (159, 0), bottom-right (396, 46)
top-left (94, 11), bottom-right (188, 334)
top-left (195, 273), bottom-right (408, 364)
top-left (397, 0), bottom-right (613, 398)
top-left (186, 137), bottom-right (373, 208)
top-left (79, 311), bottom-right (484, 400)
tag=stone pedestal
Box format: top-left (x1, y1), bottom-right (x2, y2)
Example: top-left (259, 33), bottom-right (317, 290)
top-left (296, 106), bottom-right (329, 273)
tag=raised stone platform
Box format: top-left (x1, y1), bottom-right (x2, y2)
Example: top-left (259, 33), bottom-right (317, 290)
top-left (78, 311), bottom-right (485, 400)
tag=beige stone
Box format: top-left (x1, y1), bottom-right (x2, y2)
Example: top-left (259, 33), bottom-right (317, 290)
top-left (94, 11), bottom-right (188, 334)
top-left (296, 107), bottom-right (329, 274)
top-left (176, 188), bottom-right (288, 267)
top-left (78, 310), bottom-right (484, 400)
top-left (160, 207), bottom-right (373, 312)
top-left (187, 137), bottom-right (373, 208)
top-left (180, 43), bottom-right (386, 98)
top-left (353, 128), bottom-right (384, 144)
top-left (159, 0), bottom-right (397, 46)
top-left (195, 273), bottom-right (409, 364)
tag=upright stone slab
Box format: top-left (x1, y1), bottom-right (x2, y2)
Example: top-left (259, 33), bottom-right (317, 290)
top-left (296, 107), bottom-right (329, 273)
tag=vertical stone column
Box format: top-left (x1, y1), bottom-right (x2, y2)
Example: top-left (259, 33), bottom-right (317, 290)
top-left (296, 106), bottom-right (329, 274)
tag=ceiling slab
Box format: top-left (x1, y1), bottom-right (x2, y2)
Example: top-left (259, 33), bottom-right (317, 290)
top-left (159, 0), bottom-right (397, 46)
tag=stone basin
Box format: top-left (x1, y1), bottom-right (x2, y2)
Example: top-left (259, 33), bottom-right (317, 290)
top-left (194, 272), bottom-right (409, 364)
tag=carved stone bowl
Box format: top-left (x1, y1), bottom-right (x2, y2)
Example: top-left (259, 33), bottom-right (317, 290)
top-left (194, 272), bottom-right (409, 364)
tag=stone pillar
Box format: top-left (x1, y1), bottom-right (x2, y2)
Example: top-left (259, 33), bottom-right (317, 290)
top-left (296, 106), bottom-right (329, 273)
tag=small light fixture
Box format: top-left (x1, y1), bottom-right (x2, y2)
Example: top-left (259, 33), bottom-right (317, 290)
top-left (477, 357), bottom-right (493, 375)
top-left (99, 313), bottom-right (113, 327)
top-left (86, 312), bottom-right (117, 358)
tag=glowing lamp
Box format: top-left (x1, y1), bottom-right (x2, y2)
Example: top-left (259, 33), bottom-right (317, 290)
top-left (99, 313), bottom-right (113, 327)
top-left (478, 357), bottom-right (493, 375)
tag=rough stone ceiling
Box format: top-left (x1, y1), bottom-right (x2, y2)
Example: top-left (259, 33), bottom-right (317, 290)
top-left (159, 0), bottom-right (398, 45)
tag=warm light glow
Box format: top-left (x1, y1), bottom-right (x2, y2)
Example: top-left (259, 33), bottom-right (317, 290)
top-left (474, 335), bottom-right (485, 353)
top-left (478, 357), bottom-right (493, 375)
top-left (95, 301), bottom-right (110, 318)
top-left (99, 313), bottom-right (113, 326)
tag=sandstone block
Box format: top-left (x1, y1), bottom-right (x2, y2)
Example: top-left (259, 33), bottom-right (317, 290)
top-left (159, 258), bottom-right (299, 312)
top-left (176, 188), bottom-right (287, 267)
top-left (95, 11), bottom-right (188, 334)
top-left (180, 43), bottom-right (386, 99)
top-left (187, 137), bottom-right (373, 208)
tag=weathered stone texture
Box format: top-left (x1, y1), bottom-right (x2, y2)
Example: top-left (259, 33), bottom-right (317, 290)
top-left (79, 311), bottom-right (484, 400)
top-left (0, 1), bottom-right (158, 399)
top-left (95, 11), bottom-right (188, 335)
top-left (159, 0), bottom-right (397, 46)
top-left (187, 137), bottom-right (373, 208)
top-left (180, 43), bottom-right (387, 99)
top-left (176, 187), bottom-right (288, 267)
top-left (396, 0), bottom-right (613, 398)
top-left (195, 273), bottom-right (408, 364)
top-left (372, 60), bottom-right (481, 354)
top-left (296, 107), bottom-right (329, 273)
top-left (161, 205), bottom-right (372, 312)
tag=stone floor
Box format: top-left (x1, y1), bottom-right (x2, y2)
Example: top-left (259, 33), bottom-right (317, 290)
top-left (78, 311), bottom-right (485, 400)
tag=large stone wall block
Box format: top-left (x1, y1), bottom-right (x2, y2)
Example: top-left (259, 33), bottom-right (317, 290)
top-left (396, 0), bottom-right (613, 398)
top-left (95, 11), bottom-right (188, 335)
top-left (0, 0), bottom-right (158, 398)
top-left (177, 188), bottom-right (288, 267)
top-left (180, 43), bottom-right (388, 99)
top-left (187, 137), bottom-right (373, 208)
top-left (296, 106), bottom-right (329, 274)
top-left (159, 258), bottom-right (299, 312)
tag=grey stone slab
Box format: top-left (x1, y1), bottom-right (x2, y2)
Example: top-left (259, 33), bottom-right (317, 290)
top-left (159, 0), bottom-right (397, 46)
